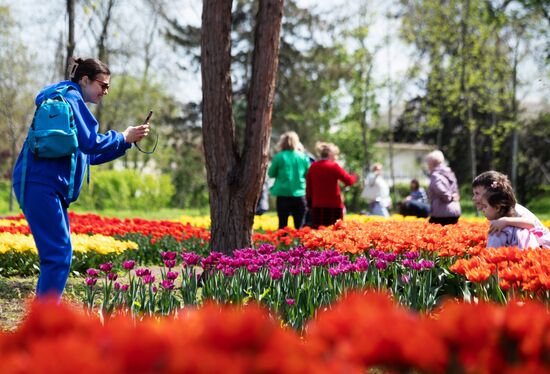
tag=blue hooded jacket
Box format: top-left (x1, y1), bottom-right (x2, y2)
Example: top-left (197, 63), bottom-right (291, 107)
top-left (13, 80), bottom-right (132, 204)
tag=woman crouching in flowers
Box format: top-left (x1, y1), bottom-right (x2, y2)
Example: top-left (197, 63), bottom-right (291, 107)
top-left (478, 178), bottom-right (549, 249)
top-left (473, 170), bottom-right (550, 248)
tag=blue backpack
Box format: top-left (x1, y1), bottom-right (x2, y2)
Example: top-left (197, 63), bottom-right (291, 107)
top-left (19, 85), bottom-right (79, 209)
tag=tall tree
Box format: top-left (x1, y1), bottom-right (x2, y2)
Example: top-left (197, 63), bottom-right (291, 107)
top-left (201, 0), bottom-right (284, 253)
top-left (165, 0), bottom-right (347, 150)
top-left (0, 6), bottom-right (37, 210)
top-left (397, 0), bottom-right (520, 185)
top-left (64, 0), bottom-right (76, 79)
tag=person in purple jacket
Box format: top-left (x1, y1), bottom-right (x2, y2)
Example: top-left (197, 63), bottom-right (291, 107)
top-left (12, 57), bottom-right (150, 301)
top-left (425, 150), bottom-right (461, 225)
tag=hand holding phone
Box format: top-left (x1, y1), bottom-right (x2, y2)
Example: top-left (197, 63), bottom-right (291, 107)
top-left (134, 110), bottom-right (158, 154)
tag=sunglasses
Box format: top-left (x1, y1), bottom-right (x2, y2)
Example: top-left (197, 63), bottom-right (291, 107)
top-left (93, 79), bottom-right (110, 91)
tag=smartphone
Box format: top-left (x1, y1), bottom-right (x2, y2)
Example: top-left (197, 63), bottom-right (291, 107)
top-left (144, 110), bottom-right (153, 124)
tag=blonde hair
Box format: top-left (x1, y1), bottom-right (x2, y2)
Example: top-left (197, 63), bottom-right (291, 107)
top-left (315, 142), bottom-right (339, 159)
top-left (276, 131), bottom-right (301, 151)
top-left (371, 162), bottom-right (382, 172)
top-left (425, 150), bottom-right (445, 166)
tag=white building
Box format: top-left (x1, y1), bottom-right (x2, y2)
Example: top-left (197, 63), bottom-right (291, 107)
top-left (373, 142), bottom-right (435, 186)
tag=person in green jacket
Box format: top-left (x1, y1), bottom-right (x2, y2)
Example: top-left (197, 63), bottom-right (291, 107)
top-left (268, 131), bottom-right (311, 229)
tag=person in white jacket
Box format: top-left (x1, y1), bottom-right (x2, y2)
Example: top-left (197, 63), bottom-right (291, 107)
top-left (361, 163), bottom-right (391, 217)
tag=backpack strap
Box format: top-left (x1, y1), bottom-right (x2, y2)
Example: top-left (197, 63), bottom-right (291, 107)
top-left (18, 143), bottom-right (29, 210)
top-left (60, 85), bottom-right (79, 201)
top-left (67, 152), bottom-right (77, 200)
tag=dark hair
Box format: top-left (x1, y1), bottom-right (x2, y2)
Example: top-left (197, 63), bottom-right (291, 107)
top-left (482, 188), bottom-right (517, 218)
top-left (472, 170), bottom-right (511, 190)
top-left (410, 179), bottom-right (419, 190)
top-left (69, 57), bottom-right (110, 83)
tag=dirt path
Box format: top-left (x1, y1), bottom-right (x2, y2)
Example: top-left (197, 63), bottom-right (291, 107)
top-left (0, 276), bottom-right (85, 332)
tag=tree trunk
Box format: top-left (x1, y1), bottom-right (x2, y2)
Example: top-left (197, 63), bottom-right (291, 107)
top-left (460, 0), bottom-right (476, 185)
top-left (201, 0), bottom-right (284, 254)
top-left (8, 117), bottom-right (16, 211)
top-left (64, 0), bottom-right (75, 80)
top-left (510, 31), bottom-right (520, 191)
top-left (96, 0), bottom-right (115, 130)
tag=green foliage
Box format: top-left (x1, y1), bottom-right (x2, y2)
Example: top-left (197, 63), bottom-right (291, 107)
top-left (516, 113), bottom-right (550, 203)
top-left (72, 169), bottom-right (175, 211)
top-left (0, 6), bottom-right (38, 180)
top-left (526, 185), bottom-right (550, 217)
top-left (0, 179), bottom-right (10, 212)
top-left (396, 0), bottom-right (536, 186)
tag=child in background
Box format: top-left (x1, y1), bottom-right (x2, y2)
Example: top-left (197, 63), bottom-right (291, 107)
top-left (473, 171), bottom-right (550, 248)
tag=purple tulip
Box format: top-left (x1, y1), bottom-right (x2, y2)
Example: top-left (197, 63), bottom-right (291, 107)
top-left (285, 298), bottom-right (295, 305)
top-left (164, 259), bottom-right (177, 269)
top-left (201, 252), bottom-right (223, 268)
top-left (161, 279), bottom-right (174, 290)
top-left (269, 257), bottom-right (285, 268)
top-left (405, 251), bottom-right (420, 260)
top-left (247, 264), bottom-right (261, 273)
top-left (121, 284), bottom-right (130, 292)
top-left (289, 267), bottom-right (300, 276)
top-left (369, 249), bottom-right (382, 258)
top-left (86, 268), bottom-right (100, 277)
top-left (161, 251), bottom-right (178, 261)
top-left (166, 271), bottom-right (179, 280)
top-left (107, 272), bottom-right (118, 281)
top-left (123, 260), bottom-right (136, 270)
top-left (114, 282), bottom-right (121, 290)
top-left (99, 262), bottom-right (113, 273)
top-left (328, 267), bottom-right (340, 276)
top-left (136, 268), bottom-right (152, 277)
top-left (222, 267), bottom-right (235, 277)
top-left (288, 256), bottom-right (301, 266)
top-left (258, 244), bottom-right (275, 254)
top-left (85, 277), bottom-right (97, 287)
top-left (401, 274), bottom-right (411, 284)
top-left (270, 267), bottom-right (283, 280)
top-left (181, 252), bottom-right (202, 266)
top-left (419, 259), bottom-right (435, 270)
top-left (356, 257), bottom-right (369, 271)
top-left (142, 275), bottom-right (156, 284)
top-left (383, 253), bottom-right (397, 262)
top-left (375, 259), bottom-right (388, 270)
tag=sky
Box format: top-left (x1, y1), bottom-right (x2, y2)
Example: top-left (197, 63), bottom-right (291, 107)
top-left (4, 0), bottom-right (549, 119)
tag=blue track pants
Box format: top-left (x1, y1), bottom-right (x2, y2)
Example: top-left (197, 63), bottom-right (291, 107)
top-left (14, 182), bottom-right (72, 301)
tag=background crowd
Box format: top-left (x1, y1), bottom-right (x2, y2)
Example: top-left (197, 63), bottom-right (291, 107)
top-left (264, 132), bottom-right (550, 250)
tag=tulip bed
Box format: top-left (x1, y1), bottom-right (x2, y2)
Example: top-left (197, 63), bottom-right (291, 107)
top-left (2, 212), bottom-right (550, 372)
top-left (1, 292), bottom-right (550, 373)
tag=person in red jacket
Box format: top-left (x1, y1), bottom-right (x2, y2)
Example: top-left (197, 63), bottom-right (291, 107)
top-left (306, 142), bottom-right (357, 229)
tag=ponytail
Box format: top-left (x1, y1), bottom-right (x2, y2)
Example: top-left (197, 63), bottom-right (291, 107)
top-left (67, 57), bottom-right (110, 83)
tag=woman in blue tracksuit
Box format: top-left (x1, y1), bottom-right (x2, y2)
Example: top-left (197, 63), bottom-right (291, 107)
top-left (12, 57), bottom-right (150, 301)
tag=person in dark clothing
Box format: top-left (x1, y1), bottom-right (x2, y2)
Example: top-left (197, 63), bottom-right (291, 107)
top-left (398, 179), bottom-right (430, 218)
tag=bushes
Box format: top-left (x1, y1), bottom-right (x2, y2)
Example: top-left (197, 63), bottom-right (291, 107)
top-left (0, 180), bottom-right (9, 212)
top-left (74, 170), bottom-right (175, 210)
top-left (526, 185), bottom-right (550, 216)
